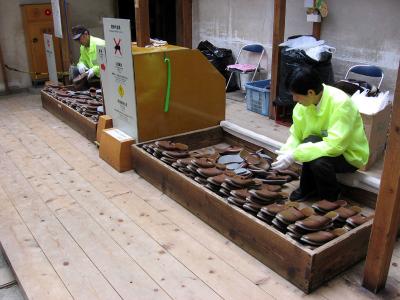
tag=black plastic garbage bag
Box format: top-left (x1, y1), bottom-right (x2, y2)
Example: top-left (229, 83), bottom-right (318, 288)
top-left (197, 40), bottom-right (238, 92)
top-left (275, 38), bottom-right (334, 107)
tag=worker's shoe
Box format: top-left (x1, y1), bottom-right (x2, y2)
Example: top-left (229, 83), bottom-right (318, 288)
top-left (289, 188), bottom-right (316, 201)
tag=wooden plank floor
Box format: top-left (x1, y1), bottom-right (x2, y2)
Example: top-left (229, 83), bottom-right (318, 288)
top-left (0, 92), bottom-right (399, 299)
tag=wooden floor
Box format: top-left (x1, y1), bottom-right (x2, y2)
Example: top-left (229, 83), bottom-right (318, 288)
top-left (0, 92), bottom-right (399, 300)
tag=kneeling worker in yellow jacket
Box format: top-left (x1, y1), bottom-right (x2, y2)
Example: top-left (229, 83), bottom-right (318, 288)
top-left (71, 25), bottom-right (105, 79)
top-left (271, 66), bottom-right (369, 201)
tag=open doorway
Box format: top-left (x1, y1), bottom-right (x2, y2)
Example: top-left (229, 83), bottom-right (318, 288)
top-left (117, 0), bottom-right (177, 45)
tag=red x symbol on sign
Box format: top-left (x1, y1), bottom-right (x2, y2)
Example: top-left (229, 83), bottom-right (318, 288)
top-left (114, 38), bottom-right (122, 55)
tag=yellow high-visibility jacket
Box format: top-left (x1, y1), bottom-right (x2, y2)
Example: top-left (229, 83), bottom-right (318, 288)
top-left (78, 36), bottom-right (105, 77)
top-left (280, 84), bottom-right (369, 168)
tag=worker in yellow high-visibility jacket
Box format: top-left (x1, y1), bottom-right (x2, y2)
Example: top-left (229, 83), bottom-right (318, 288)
top-left (271, 66), bottom-right (369, 201)
top-left (71, 25), bottom-right (105, 79)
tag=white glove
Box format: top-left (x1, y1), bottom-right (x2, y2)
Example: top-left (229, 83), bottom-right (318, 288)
top-left (87, 68), bottom-right (95, 79)
top-left (77, 63), bottom-right (87, 74)
top-left (271, 150), bottom-right (294, 171)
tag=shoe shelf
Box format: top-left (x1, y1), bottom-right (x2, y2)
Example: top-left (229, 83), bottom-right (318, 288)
top-left (41, 90), bottom-right (98, 141)
top-left (130, 125), bottom-right (374, 293)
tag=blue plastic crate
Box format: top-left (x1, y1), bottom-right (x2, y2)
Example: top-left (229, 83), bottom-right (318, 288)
top-left (245, 80), bottom-right (271, 116)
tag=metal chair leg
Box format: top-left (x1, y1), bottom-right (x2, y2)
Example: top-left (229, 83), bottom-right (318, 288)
top-left (226, 72), bottom-right (233, 91)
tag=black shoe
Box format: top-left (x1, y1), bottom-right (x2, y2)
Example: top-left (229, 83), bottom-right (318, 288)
top-left (289, 188), bottom-right (316, 201)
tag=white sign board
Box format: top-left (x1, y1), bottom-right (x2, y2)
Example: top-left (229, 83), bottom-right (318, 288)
top-left (44, 34), bottom-right (58, 84)
top-left (96, 45), bottom-right (111, 113)
top-left (103, 18), bottom-right (137, 140)
top-left (51, 0), bottom-right (63, 38)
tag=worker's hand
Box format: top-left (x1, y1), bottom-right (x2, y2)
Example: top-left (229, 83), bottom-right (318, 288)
top-left (77, 63), bottom-right (87, 74)
top-left (271, 151), bottom-right (294, 171)
top-left (87, 68), bottom-right (95, 79)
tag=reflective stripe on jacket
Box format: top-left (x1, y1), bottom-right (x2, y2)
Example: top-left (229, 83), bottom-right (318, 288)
top-left (280, 84), bottom-right (369, 168)
top-left (79, 36), bottom-right (105, 77)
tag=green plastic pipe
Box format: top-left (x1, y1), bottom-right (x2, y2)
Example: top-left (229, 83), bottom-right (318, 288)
top-left (164, 55), bottom-right (171, 112)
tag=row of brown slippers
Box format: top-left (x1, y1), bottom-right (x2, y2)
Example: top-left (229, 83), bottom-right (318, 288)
top-left (142, 142), bottom-right (298, 184)
top-left (258, 203), bottom-right (373, 247)
top-left (142, 141), bottom-right (373, 247)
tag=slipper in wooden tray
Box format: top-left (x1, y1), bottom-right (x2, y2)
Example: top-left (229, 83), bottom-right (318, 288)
top-left (346, 213), bottom-right (374, 228)
top-left (256, 210), bottom-right (274, 224)
top-left (286, 223), bottom-right (312, 235)
top-left (176, 157), bottom-right (194, 167)
top-left (217, 152), bottom-right (244, 162)
top-left (230, 189), bottom-right (250, 200)
top-left (160, 157), bottom-right (177, 165)
top-left (259, 184), bottom-right (282, 192)
top-left (286, 231), bottom-right (303, 241)
top-left (312, 199), bottom-right (348, 214)
top-left (196, 167), bottom-right (224, 178)
top-left (218, 188), bottom-right (231, 198)
top-left (294, 211), bottom-right (339, 231)
top-left (247, 165), bottom-right (269, 177)
top-left (194, 176), bottom-right (208, 185)
top-left (259, 178), bottom-right (288, 185)
top-left (205, 183), bottom-right (220, 192)
top-left (225, 176), bottom-right (257, 188)
top-left (260, 201), bottom-right (299, 217)
top-left (214, 145), bottom-right (243, 155)
top-left (221, 182), bottom-right (242, 191)
top-left (276, 207), bottom-right (315, 225)
top-left (243, 202), bottom-right (264, 214)
top-left (248, 188), bottom-right (288, 200)
top-left (155, 140), bottom-right (189, 151)
top-left (191, 157), bottom-right (216, 168)
top-left (246, 195), bottom-right (276, 206)
top-left (300, 228), bottom-right (348, 246)
top-left (227, 196), bottom-right (247, 208)
top-left (276, 169), bottom-right (300, 180)
top-left (162, 150), bottom-right (190, 159)
top-left (272, 218), bottom-right (288, 233)
top-left (189, 148), bottom-right (219, 159)
top-left (333, 206), bottom-right (362, 223)
top-left (206, 173), bottom-right (234, 186)
top-left (233, 168), bottom-right (252, 177)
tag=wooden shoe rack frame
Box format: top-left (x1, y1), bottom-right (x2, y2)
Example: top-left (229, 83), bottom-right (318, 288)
top-left (131, 125), bottom-right (374, 293)
top-left (41, 90), bottom-right (97, 142)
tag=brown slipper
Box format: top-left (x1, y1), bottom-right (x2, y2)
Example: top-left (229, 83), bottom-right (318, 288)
top-left (196, 167), bottom-right (224, 178)
top-left (295, 211), bottom-right (339, 231)
top-left (276, 207), bottom-right (315, 225)
top-left (346, 214), bottom-right (374, 228)
top-left (156, 140), bottom-right (189, 151)
top-left (243, 202), bottom-right (263, 214)
top-left (260, 202), bottom-right (299, 217)
top-left (230, 189), bottom-right (250, 200)
top-left (162, 151), bottom-right (190, 159)
top-left (276, 169), bottom-right (299, 180)
top-left (300, 228), bottom-right (348, 246)
top-left (215, 145), bottom-right (243, 155)
top-left (256, 211), bottom-right (274, 223)
top-left (249, 188), bottom-right (288, 200)
top-left (312, 199), bottom-right (348, 213)
top-left (207, 174), bottom-right (233, 186)
top-left (334, 206), bottom-right (362, 222)
top-left (191, 158), bottom-right (216, 168)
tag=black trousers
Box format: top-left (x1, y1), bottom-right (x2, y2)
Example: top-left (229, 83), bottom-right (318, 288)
top-left (299, 135), bottom-right (357, 201)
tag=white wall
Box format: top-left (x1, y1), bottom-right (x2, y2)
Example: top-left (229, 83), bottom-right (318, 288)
top-left (68, 0), bottom-right (115, 64)
top-left (0, 0), bottom-right (115, 92)
top-left (193, 0), bottom-right (400, 93)
top-left (0, 0), bottom-right (32, 91)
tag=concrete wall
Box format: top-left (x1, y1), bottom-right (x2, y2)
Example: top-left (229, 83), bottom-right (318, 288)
top-left (0, 0), bottom-right (115, 92)
top-left (0, 0), bottom-right (32, 91)
top-left (193, 0), bottom-right (400, 93)
top-left (68, 0), bottom-right (115, 64)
